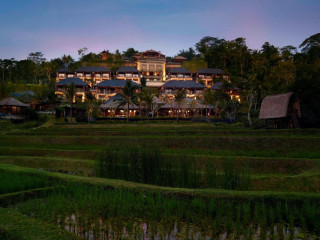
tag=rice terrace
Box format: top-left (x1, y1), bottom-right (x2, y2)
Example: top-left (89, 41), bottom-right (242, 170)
top-left (1, 1), bottom-right (320, 239)
top-left (0, 121), bottom-right (319, 240)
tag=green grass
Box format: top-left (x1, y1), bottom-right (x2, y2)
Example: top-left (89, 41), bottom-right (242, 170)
top-left (2, 164), bottom-right (320, 201)
top-left (0, 170), bottom-right (51, 194)
top-left (0, 207), bottom-right (81, 240)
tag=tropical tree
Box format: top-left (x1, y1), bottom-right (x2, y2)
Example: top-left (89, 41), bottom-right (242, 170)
top-left (140, 88), bottom-right (155, 118)
top-left (140, 77), bottom-right (146, 88)
top-left (78, 47), bottom-right (88, 60)
top-left (123, 48), bottom-right (138, 59)
top-left (174, 89), bottom-right (186, 122)
top-left (85, 92), bottom-right (95, 123)
top-left (61, 54), bottom-right (74, 68)
top-left (203, 89), bottom-right (215, 118)
top-left (224, 98), bottom-right (240, 121)
top-left (66, 82), bottom-right (76, 124)
top-left (212, 91), bottom-right (230, 117)
top-left (299, 33), bottom-right (320, 53)
top-left (27, 52), bottom-right (46, 84)
top-left (177, 47), bottom-right (196, 60)
top-left (118, 81), bottom-right (138, 122)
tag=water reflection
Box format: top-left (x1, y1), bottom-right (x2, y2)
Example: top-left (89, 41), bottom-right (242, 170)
top-left (60, 214), bottom-right (316, 240)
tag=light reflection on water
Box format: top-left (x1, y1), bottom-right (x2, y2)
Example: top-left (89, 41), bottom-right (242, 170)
top-left (60, 214), bottom-right (316, 240)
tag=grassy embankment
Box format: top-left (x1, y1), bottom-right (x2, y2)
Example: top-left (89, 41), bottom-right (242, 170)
top-left (0, 122), bottom-right (320, 238)
top-left (1, 123), bottom-right (320, 192)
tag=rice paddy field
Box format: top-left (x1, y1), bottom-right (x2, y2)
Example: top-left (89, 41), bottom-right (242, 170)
top-left (1, 120), bottom-right (320, 239)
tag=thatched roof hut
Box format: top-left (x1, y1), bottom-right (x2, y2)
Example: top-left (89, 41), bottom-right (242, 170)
top-left (161, 98), bottom-right (212, 109)
top-left (259, 92), bottom-right (301, 128)
top-left (100, 94), bottom-right (139, 110)
top-left (259, 92), bottom-right (301, 119)
top-left (0, 97), bottom-right (29, 107)
top-left (0, 97), bottom-right (30, 119)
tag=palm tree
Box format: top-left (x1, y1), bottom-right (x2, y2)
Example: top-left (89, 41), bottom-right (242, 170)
top-left (135, 92), bottom-right (143, 120)
top-left (203, 89), bottom-right (215, 118)
top-left (66, 82), bottom-right (75, 124)
top-left (118, 80), bottom-right (138, 122)
top-left (85, 92), bottom-right (95, 123)
top-left (174, 89), bottom-right (186, 123)
top-left (140, 88), bottom-right (155, 119)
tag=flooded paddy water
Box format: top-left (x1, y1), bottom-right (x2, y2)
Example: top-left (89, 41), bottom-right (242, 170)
top-left (60, 215), bottom-right (314, 240)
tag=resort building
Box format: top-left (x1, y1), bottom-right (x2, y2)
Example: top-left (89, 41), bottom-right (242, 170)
top-left (101, 50), bottom-right (109, 61)
top-left (136, 50), bottom-right (166, 87)
top-left (94, 80), bottom-right (140, 101)
top-left (74, 66), bottom-right (111, 86)
top-left (167, 67), bottom-right (193, 81)
top-left (160, 98), bottom-right (213, 118)
top-left (116, 67), bottom-right (141, 83)
top-left (56, 68), bottom-right (74, 82)
top-left (173, 56), bottom-right (188, 63)
top-left (161, 80), bottom-right (206, 100)
top-left (100, 93), bottom-right (139, 117)
top-left (197, 68), bottom-right (227, 87)
top-left (211, 82), bottom-right (240, 102)
top-left (55, 77), bottom-right (89, 102)
top-left (0, 97), bottom-right (30, 120)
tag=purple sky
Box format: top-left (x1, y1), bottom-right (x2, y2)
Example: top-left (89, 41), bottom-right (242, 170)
top-left (0, 0), bottom-right (319, 60)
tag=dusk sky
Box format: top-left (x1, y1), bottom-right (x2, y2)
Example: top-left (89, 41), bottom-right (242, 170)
top-left (0, 0), bottom-right (319, 61)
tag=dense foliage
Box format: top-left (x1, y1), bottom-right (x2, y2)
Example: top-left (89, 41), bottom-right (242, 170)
top-left (0, 33), bottom-right (319, 126)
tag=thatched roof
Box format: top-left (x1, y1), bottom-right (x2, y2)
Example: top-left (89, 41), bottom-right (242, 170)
top-left (100, 94), bottom-right (139, 110)
top-left (161, 98), bottom-right (213, 109)
top-left (259, 92), bottom-right (300, 119)
top-left (152, 96), bottom-right (165, 105)
top-left (0, 97), bottom-right (29, 107)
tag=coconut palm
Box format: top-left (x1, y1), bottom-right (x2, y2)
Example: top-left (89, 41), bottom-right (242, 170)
top-left (85, 92), bottom-right (95, 123)
top-left (203, 88), bottom-right (215, 118)
top-left (174, 89), bottom-right (186, 122)
top-left (140, 88), bottom-right (155, 118)
top-left (117, 80), bottom-right (138, 122)
top-left (66, 82), bottom-right (75, 124)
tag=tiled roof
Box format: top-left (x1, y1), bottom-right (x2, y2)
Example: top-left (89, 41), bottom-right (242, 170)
top-left (210, 81), bottom-right (224, 90)
top-left (55, 77), bottom-right (88, 86)
top-left (57, 67), bottom-right (73, 73)
top-left (75, 66), bottom-right (110, 73)
top-left (210, 82), bottom-right (240, 90)
top-left (198, 68), bottom-right (224, 74)
top-left (168, 67), bottom-right (191, 74)
top-left (174, 56), bottom-right (187, 60)
top-left (117, 66), bottom-right (140, 73)
top-left (96, 80), bottom-right (140, 88)
top-left (163, 80), bottom-right (205, 89)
